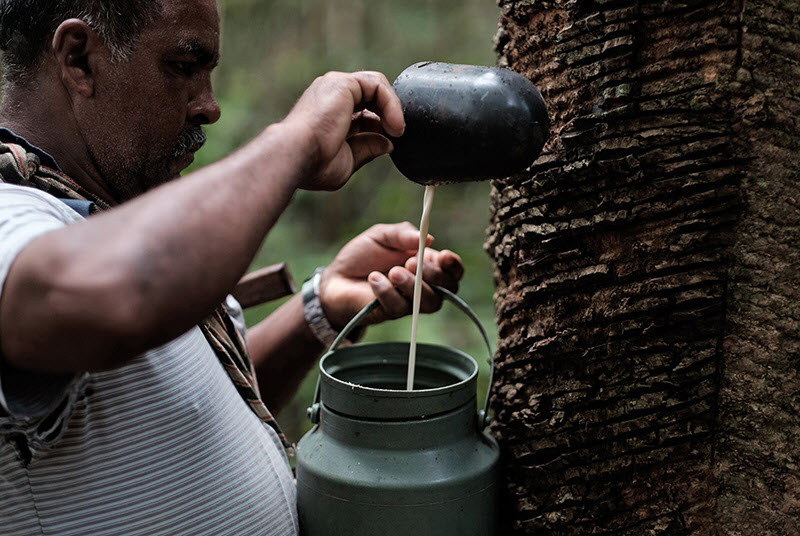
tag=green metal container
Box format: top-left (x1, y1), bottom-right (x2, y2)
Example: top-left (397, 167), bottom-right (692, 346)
top-left (296, 287), bottom-right (499, 536)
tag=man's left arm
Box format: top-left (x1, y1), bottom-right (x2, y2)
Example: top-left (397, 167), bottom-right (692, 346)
top-left (248, 222), bottom-right (464, 412)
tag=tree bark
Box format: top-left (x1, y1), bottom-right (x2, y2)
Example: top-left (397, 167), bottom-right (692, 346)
top-left (486, 1), bottom-right (800, 534)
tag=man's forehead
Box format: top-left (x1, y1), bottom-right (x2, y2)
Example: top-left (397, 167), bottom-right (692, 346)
top-left (161, 0), bottom-right (220, 24)
top-left (152, 0), bottom-right (220, 50)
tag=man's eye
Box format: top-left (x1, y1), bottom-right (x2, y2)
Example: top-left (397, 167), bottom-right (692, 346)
top-left (170, 61), bottom-right (195, 76)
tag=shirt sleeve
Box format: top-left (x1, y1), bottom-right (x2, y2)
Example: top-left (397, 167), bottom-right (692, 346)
top-left (0, 184), bottom-right (83, 420)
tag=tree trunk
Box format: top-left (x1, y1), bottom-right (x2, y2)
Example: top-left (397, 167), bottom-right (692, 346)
top-left (486, 1), bottom-right (800, 534)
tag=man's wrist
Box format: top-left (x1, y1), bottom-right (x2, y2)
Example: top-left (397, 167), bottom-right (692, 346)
top-left (271, 119), bottom-right (319, 187)
top-left (243, 122), bottom-right (312, 191)
top-left (302, 267), bottom-right (365, 347)
top-left (302, 267), bottom-right (340, 347)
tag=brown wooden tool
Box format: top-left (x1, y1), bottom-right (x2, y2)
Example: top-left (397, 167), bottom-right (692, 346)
top-left (233, 263), bottom-right (297, 309)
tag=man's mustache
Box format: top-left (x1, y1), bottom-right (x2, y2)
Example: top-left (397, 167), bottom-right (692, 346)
top-left (173, 126), bottom-right (207, 158)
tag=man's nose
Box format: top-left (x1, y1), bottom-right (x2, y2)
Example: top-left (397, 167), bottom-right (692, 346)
top-left (189, 81), bottom-right (222, 125)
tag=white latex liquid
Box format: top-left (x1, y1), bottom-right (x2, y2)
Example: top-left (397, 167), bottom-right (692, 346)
top-left (407, 185), bottom-right (436, 390)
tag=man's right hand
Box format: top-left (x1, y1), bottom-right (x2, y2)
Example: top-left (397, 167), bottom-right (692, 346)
top-left (280, 71), bottom-right (405, 191)
top-left (0, 71), bottom-right (404, 374)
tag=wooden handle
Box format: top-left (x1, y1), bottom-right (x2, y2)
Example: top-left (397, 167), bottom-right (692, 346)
top-left (232, 263), bottom-right (297, 309)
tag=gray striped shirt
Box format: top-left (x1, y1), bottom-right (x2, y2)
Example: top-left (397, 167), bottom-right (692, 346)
top-left (0, 184), bottom-right (298, 535)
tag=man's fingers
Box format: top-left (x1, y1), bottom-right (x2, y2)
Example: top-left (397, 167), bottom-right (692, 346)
top-left (388, 267), bottom-right (444, 314)
top-left (287, 70), bottom-right (405, 191)
top-left (403, 258), bottom-right (459, 294)
top-left (369, 271), bottom-right (409, 318)
top-left (368, 222), bottom-right (433, 252)
top-left (349, 133), bottom-right (393, 173)
top-left (439, 249), bottom-right (465, 281)
top-left (350, 71), bottom-right (405, 138)
top-left (404, 250), bottom-right (462, 293)
top-left (348, 110), bottom-right (384, 137)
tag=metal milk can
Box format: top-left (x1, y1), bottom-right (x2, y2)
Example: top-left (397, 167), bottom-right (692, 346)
top-left (296, 287), bottom-right (499, 535)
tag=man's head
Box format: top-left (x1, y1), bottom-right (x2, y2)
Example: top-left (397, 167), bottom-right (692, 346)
top-left (0, 0), bottom-right (222, 201)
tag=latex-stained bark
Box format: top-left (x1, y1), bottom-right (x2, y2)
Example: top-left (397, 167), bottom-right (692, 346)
top-left (487, 1), bottom-right (799, 534)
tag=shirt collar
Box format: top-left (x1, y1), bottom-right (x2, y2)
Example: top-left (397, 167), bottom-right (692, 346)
top-left (0, 127), bottom-right (62, 171)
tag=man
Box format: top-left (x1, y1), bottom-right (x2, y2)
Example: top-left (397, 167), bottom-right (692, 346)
top-left (0, 1), bottom-right (463, 534)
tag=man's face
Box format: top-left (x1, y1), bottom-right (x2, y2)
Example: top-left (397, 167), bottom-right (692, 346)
top-left (79, 0), bottom-right (222, 200)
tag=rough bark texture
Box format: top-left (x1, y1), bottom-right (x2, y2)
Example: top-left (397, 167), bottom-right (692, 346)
top-left (486, 1), bottom-right (800, 534)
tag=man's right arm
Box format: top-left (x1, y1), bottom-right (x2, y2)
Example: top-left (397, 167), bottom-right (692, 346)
top-left (0, 71), bottom-right (404, 373)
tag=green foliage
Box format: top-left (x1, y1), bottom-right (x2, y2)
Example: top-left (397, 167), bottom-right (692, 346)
top-left (197, 0), bottom-right (500, 442)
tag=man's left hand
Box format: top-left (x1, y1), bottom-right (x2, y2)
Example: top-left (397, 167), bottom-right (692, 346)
top-left (319, 222), bottom-right (464, 330)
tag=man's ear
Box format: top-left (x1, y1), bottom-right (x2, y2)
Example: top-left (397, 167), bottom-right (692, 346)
top-left (51, 18), bottom-right (106, 98)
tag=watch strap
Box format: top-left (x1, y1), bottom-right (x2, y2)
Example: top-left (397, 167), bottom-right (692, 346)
top-left (302, 267), bottom-right (340, 347)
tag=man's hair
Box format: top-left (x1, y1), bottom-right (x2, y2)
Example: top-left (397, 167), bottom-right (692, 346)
top-left (0, 0), bottom-right (163, 84)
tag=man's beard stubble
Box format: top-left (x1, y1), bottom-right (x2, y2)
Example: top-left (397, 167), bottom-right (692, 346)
top-left (89, 125), bottom-right (207, 202)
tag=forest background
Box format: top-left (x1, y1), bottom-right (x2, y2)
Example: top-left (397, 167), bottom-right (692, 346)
top-left (195, 0), bottom-right (502, 440)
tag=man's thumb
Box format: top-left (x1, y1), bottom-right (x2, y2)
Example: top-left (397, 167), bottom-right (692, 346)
top-left (349, 133), bottom-right (393, 173)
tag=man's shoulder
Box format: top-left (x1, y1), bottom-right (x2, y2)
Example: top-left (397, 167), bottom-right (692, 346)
top-left (0, 182), bottom-right (83, 224)
top-left (0, 136), bottom-right (81, 223)
top-left (0, 183), bottom-right (81, 284)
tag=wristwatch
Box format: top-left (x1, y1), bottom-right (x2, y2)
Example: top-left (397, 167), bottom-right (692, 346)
top-left (302, 267), bottom-right (340, 347)
top-left (302, 267), bottom-right (366, 347)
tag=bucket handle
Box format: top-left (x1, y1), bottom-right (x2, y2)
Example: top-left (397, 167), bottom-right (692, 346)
top-left (307, 285), bottom-right (495, 430)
